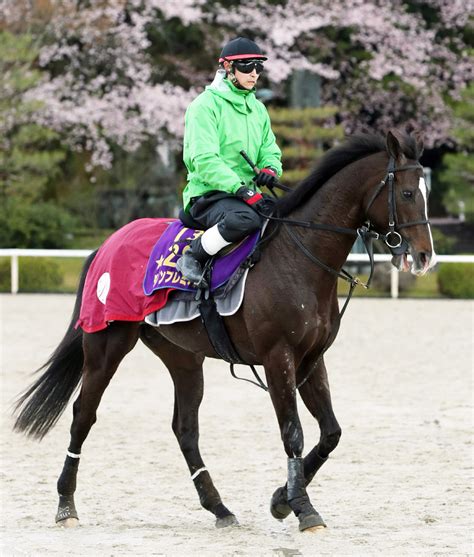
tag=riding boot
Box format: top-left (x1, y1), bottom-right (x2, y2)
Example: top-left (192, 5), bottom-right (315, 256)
top-left (176, 236), bottom-right (211, 288)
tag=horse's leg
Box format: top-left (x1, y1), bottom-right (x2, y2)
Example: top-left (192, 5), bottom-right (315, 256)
top-left (140, 326), bottom-right (238, 528)
top-left (270, 356), bottom-right (341, 524)
top-left (56, 322), bottom-right (140, 527)
top-left (264, 347), bottom-right (326, 532)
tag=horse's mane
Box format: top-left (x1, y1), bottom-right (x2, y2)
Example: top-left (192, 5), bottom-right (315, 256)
top-left (274, 132), bottom-right (421, 217)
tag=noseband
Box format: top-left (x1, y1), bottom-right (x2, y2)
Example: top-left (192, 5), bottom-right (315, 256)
top-left (364, 157), bottom-right (429, 255)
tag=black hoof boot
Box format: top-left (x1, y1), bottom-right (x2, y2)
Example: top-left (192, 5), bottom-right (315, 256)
top-left (176, 253), bottom-right (208, 289)
top-left (287, 457), bottom-right (326, 532)
top-left (270, 485), bottom-right (291, 520)
top-left (56, 495), bottom-right (79, 527)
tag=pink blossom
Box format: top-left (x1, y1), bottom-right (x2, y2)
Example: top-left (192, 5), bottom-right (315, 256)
top-left (4, 0), bottom-right (472, 164)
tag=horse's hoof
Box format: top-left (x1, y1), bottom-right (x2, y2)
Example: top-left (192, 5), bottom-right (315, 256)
top-left (57, 518), bottom-right (79, 528)
top-left (270, 486), bottom-right (291, 520)
top-left (298, 512), bottom-right (326, 532)
top-left (215, 514), bottom-right (239, 528)
top-left (304, 524), bottom-right (326, 533)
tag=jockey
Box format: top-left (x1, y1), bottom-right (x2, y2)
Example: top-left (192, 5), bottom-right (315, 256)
top-left (176, 36), bottom-right (282, 287)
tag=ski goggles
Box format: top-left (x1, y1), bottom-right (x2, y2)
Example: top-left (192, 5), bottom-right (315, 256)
top-left (232, 59), bottom-right (265, 74)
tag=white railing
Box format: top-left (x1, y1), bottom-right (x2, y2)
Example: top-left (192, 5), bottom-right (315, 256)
top-left (346, 253), bottom-right (474, 298)
top-left (1, 248), bottom-right (473, 298)
top-left (0, 249), bottom-right (92, 296)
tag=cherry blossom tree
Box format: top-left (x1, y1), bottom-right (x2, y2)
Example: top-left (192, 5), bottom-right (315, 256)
top-left (213, 0), bottom-right (473, 145)
top-left (2, 0), bottom-right (472, 170)
top-left (3, 0), bottom-right (199, 168)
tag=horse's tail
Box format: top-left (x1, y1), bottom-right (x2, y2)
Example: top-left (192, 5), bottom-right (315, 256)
top-left (13, 249), bottom-right (98, 439)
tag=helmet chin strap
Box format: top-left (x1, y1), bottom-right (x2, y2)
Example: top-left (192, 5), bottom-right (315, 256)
top-left (226, 63), bottom-right (246, 90)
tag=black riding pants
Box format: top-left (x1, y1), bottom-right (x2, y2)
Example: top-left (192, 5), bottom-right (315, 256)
top-left (188, 195), bottom-right (264, 243)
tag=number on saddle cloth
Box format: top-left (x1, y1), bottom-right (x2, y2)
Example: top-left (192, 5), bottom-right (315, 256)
top-left (143, 220), bottom-right (260, 296)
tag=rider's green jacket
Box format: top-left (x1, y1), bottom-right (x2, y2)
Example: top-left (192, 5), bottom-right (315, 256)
top-left (182, 77), bottom-right (282, 210)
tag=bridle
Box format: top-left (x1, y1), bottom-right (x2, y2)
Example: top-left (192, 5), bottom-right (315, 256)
top-left (364, 156), bottom-right (428, 255)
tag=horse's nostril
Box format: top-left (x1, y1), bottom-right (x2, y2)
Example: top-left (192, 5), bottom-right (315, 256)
top-left (418, 252), bottom-right (432, 269)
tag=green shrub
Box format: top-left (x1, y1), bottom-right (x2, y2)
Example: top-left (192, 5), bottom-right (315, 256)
top-left (431, 228), bottom-right (456, 254)
top-left (0, 201), bottom-right (76, 248)
top-left (437, 263), bottom-right (474, 299)
top-left (0, 257), bottom-right (63, 292)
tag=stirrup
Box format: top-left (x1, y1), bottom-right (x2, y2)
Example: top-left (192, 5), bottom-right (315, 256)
top-left (176, 255), bottom-right (209, 289)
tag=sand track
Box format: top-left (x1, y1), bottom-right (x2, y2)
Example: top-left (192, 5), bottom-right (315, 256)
top-left (1, 295), bottom-right (472, 556)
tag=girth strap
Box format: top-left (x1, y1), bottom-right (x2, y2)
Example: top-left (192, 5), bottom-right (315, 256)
top-left (198, 297), bottom-right (268, 391)
top-left (198, 297), bottom-right (245, 364)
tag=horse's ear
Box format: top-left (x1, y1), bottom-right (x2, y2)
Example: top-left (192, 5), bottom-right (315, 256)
top-left (414, 132), bottom-right (424, 160)
top-left (386, 130), bottom-right (403, 160)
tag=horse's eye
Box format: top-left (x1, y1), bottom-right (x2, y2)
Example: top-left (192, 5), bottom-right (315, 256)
top-left (402, 190), bottom-right (413, 199)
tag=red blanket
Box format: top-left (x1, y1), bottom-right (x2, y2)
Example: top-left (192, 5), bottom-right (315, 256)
top-left (76, 218), bottom-right (176, 333)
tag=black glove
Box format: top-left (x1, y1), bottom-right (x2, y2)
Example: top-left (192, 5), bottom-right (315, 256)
top-left (235, 186), bottom-right (267, 212)
top-left (253, 167), bottom-right (277, 188)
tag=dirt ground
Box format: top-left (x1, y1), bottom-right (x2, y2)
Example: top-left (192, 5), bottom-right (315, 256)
top-left (1, 294), bottom-right (472, 556)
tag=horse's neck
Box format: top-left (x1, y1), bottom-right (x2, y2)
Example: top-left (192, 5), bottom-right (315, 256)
top-left (286, 154), bottom-right (383, 273)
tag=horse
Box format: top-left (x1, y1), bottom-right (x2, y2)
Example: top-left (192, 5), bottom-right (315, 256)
top-left (13, 129), bottom-right (435, 532)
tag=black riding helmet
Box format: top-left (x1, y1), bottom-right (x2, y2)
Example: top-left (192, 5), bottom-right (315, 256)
top-left (219, 37), bottom-right (267, 63)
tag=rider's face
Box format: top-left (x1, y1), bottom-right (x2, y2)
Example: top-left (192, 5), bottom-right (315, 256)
top-left (233, 67), bottom-right (259, 90)
top-left (223, 61), bottom-right (260, 90)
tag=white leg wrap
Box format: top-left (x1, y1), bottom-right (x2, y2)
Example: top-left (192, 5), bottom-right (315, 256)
top-left (191, 466), bottom-right (207, 481)
top-left (200, 224), bottom-right (231, 255)
top-left (67, 451), bottom-right (81, 459)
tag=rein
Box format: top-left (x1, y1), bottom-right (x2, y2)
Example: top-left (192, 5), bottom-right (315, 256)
top-left (233, 153), bottom-right (429, 392)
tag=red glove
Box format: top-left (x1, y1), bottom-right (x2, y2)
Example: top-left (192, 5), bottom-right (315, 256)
top-left (253, 167), bottom-right (277, 187)
top-left (235, 186), bottom-right (267, 212)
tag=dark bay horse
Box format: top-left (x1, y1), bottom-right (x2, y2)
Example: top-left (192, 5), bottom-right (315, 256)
top-left (14, 130), bottom-right (435, 532)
